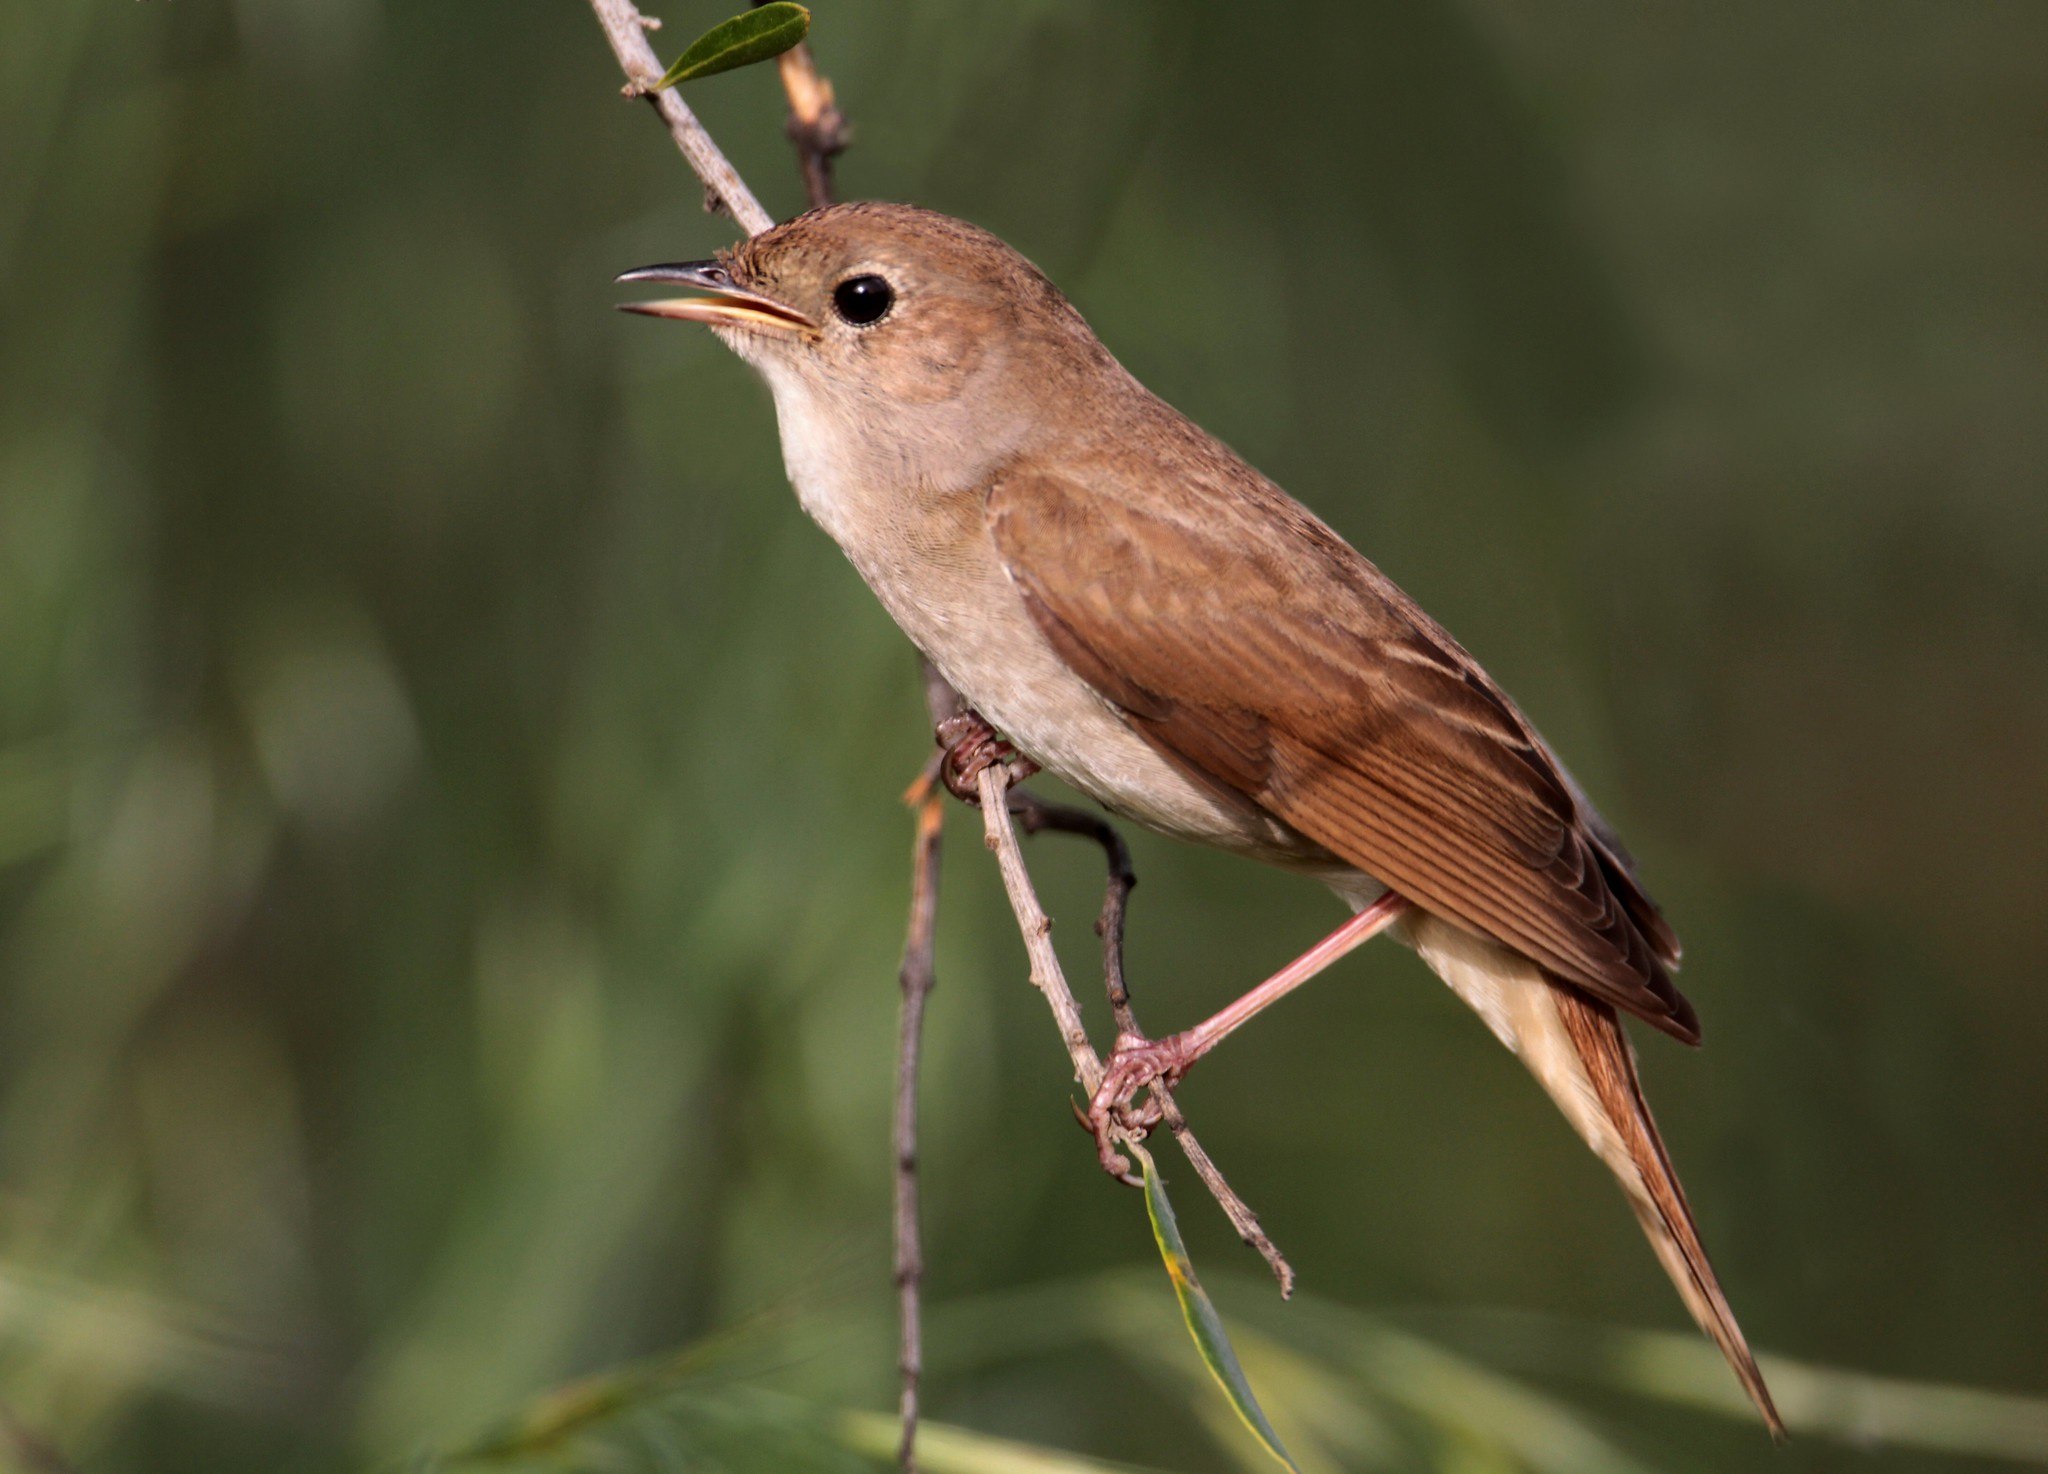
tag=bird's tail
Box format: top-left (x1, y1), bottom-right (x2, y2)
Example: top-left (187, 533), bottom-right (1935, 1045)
top-left (1404, 913), bottom-right (1786, 1439)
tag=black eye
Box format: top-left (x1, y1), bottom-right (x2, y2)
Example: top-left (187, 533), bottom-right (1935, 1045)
top-left (832, 274), bottom-right (894, 326)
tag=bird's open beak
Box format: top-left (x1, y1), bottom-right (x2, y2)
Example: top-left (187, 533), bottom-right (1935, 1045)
top-left (615, 260), bottom-right (817, 335)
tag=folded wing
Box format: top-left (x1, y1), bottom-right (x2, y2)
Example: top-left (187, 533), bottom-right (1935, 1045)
top-left (987, 468), bottom-right (1697, 1043)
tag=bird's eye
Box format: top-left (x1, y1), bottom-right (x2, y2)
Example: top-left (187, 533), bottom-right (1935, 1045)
top-left (832, 274), bottom-right (894, 326)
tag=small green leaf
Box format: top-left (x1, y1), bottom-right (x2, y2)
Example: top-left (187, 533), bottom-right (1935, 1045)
top-left (654, 4), bottom-right (811, 90)
top-left (1131, 1141), bottom-right (1300, 1472)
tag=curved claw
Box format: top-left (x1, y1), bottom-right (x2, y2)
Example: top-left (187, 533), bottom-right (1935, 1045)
top-left (935, 711), bottom-right (1040, 804)
top-left (1069, 1096), bottom-right (1143, 1185)
top-left (1083, 1030), bottom-right (1196, 1181)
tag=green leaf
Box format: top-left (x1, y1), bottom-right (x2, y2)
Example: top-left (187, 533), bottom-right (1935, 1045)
top-left (1131, 1141), bottom-right (1300, 1472)
top-left (654, 4), bottom-right (811, 90)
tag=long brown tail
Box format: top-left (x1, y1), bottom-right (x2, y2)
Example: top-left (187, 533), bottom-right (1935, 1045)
top-left (1404, 913), bottom-right (1785, 1438)
top-left (1550, 985), bottom-right (1786, 1438)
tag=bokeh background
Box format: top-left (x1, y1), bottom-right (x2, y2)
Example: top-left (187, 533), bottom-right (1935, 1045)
top-left (3, 1), bottom-right (2045, 1470)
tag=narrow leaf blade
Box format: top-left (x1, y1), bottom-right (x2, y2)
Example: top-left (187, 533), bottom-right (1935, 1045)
top-left (655, 4), bottom-right (811, 90)
top-left (1132, 1141), bottom-right (1300, 1472)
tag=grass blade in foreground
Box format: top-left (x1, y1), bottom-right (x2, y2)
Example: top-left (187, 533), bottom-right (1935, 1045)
top-left (1131, 1141), bottom-right (1299, 1472)
top-left (1600, 1324), bottom-right (2048, 1460)
top-left (435, 1374), bottom-right (1157, 1472)
top-left (656, 4), bottom-right (811, 90)
top-left (838, 1409), bottom-right (1163, 1472)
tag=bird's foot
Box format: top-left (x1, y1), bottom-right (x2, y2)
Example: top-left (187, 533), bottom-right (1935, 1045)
top-left (936, 710), bottom-right (1039, 803)
top-left (1084, 1029), bottom-right (1198, 1183)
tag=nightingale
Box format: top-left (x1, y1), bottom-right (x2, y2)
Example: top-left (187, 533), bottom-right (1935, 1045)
top-left (620, 202), bottom-right (1783, 1436)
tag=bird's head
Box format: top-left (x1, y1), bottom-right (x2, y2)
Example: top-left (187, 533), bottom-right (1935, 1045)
top-left (619, 203), bottom-right (1120, 488)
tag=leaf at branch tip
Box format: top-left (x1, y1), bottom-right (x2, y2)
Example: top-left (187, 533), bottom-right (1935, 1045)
top-left (1131, 1140), bottom-right (1300, 1473)
top-left (654, 4), bottom-right (811, 90)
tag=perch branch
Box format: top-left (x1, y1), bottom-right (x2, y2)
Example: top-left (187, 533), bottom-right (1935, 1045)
top-left (974, 767), bottom-right (1106, 1094)
top-left (1007, 791), bottom-right (1296, 1296)
top-left (976, 768), bottom-right (1293, 1290)
top-left (586, 0), bottom-right (774, 235)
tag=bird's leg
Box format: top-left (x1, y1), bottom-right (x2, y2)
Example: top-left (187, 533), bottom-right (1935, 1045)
top-left (936, 709), bottom-right (1038, 803)
top-left (1087, 891), bottom-right (1411, 1161)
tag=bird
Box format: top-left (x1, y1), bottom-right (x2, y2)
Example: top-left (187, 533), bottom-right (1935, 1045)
top-left (618, 201), bottom-right (1783, 1436)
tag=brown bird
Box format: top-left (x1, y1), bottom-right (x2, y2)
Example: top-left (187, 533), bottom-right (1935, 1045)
top-left (620, 202), bottom-right (1784, 1436)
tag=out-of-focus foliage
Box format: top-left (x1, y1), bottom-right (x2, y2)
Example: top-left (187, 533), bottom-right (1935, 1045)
top-left (418, 1275), bottom-right (2048, 1473)
top-left (1, 0), bottom-right (2044, 1470)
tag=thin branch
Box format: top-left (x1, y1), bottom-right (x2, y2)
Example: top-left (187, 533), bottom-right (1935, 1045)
top-left (974, 767), bottom-right (1106, 1094)
top-left (979, 763), bottom-right (1296, 1301)
top-left (886, 674), bottom-right (964, 1474)
top-left (581, 2), bottom-right (923, 1456)
top-left (1007, 792), bottom-right (1296, 1296)
top-left (752, 33), bottom-right (958, 1467)
top-left (586, 0), bottom-right (774, 236)
top-left (763, 22), bottom-right (851, 209)
top-left (892, 768), bottom-right (944, 1471)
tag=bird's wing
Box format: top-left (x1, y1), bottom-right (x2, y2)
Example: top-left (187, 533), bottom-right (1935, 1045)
top-left (986, 467), bottom-right (1697, 1043)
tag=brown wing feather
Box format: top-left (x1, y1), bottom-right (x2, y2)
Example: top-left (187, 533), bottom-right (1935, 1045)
top-left (988, 468), bottom-right (1699, 1043)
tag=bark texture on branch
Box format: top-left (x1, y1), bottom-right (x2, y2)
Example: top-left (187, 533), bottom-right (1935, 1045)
top-left (975, 766), bottom-right (1294, 1291)
top-left (1005, 789), bottom-right (1296, 1294)
top-left (975, 766), bottom-right (1107, 1093)
top-left (889, 671), bottom-right (965, 1472)
top-left (774, 39), bottom-right (850, 209)
top-left (891, 775), bottom-right (943, 1470)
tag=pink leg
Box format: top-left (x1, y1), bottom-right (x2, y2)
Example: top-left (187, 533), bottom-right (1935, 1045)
top-left (1087, 890), bottom-right (1410, 1158)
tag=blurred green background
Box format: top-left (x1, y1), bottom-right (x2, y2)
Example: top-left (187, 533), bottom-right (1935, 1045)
top-left (3, 0), bottom-right (2045, 1470)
